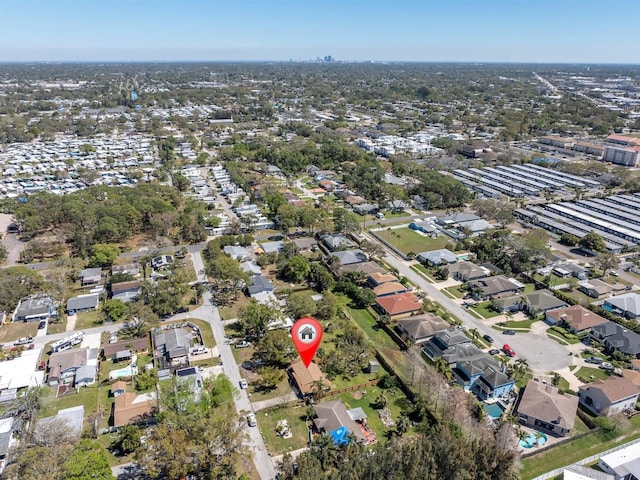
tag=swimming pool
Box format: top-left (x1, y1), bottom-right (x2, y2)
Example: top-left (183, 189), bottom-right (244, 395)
top-left (519, 432), bottom-right (547, 449)
top-left (483, 402), bottom-right (505, 419)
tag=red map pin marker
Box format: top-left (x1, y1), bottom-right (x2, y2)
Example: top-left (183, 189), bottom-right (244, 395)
top-left (291, 317), bottom-right (323, 368)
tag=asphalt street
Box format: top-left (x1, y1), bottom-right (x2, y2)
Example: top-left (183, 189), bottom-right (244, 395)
top-left (372, 237), bottom-right (572, 372)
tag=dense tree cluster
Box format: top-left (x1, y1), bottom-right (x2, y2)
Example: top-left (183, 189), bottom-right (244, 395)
top-left (470, 229), bottom-right (551, 275)
top-left (280, 424), bottom-right (517, 480)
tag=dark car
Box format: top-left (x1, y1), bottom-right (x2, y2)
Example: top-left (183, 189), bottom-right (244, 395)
top-left (488, 349), bottom-right (500, 355)
top-left (174, 306), bottom-right (189, 314)
top-left (585, 356), bottom-right (603, 364)
top-left (483, 334), bottom-right (494, 344)
top-left (502, 330), bottom-right (516, 335)
top-left (38, 320), bottom-right (46, 330)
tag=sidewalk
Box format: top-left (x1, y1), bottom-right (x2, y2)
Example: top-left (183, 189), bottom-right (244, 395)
top-left (271, 447), bottom-right (308, 470)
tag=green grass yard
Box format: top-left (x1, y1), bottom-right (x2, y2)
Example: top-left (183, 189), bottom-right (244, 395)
top-left (374, 228), bottom-right (454, 256)
top-left (258, 403), bottom-right (310, 456)
top-left (472, 301), bottom-right (501, 319)
top-left (574, 366), bottom-right (613, 383)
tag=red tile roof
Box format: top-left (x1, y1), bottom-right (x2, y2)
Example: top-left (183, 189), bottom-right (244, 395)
top-left (376, 292), bottom-right (422, 316)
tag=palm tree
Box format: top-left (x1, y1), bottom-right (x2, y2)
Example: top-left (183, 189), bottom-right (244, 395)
top-left (513, 358), bottom-right (529, 381)
top-left (469, 328), bottom-right (479, 344)
top-left (434, 357), bottom-right (452, 381)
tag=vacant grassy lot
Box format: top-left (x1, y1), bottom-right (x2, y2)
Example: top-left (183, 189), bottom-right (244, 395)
top-left (218, 295), bottom-right (250, 321)
top-left (0, 321), bottom-right (39, 343)
top-left (74, 310), bottom-right (106, 331)
top-left (374, 228), bottom-right (453, 255)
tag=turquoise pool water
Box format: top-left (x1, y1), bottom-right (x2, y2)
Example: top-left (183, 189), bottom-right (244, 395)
top-left (519, 432), bottom-right (547, 448)
top-left (483, 402), bottom-right (505, 419)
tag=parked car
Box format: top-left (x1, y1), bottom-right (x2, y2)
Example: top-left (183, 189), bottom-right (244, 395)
top-left (585, 356), bottom-right (603, 364)
top-left (502, 330), bottom-right (516, 335)
top-left (239, 379), bottom-right (248, 389)
top-left (247, 413), bottom-right (257, 427)
top-left (191, 345), bottom-right (207, 355)
top-left (488, 349), bottom-right (500, 356)
top-left (14, 336), bottom-right (33, 346)
top-left (483, 334), bottom-right (494, 344)
top-left (235, 341), bottom-right (251, 349)
top-left (600, 362), bottom-right (614, 371)
top-left (502, 344), bottom-right (516, 357)
top-left (38, 320), bottom-right (46, 330)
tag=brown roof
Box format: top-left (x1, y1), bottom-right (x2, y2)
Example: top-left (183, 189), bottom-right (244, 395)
top-left (373, 282), bottom-right (407, 297)
top-left (621, 369), bottom-right (640, 387)
top-left (547, 305), bottom-right (607, 331)
top-left (113, 392), bottom-right (156, 427)
top-left (288, 360), bottom-right (330, 395)
top-left (101, 337), bottom-right (149, 357)
top-left (376, 292), bottom-right (422, 316)
top-left (111, 381), bottom-right (128, 394)
top-left (581, 377), bottom-right (639, 403)
top-left (517, 380), bottom-right (579, 431)
top-left (368, 272), bottom-right (398, 285)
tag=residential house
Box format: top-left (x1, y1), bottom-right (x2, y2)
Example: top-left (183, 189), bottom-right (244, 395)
top-left (330, 249), bottom-right (367, 266)
top-left (473, 364), bottom-right (515, 401)
top-left (154, 328), bottom-right (192, 367)
top-left (436, 213), bottom-right (481, 227)
top-left (353, 203), bottom-right (378, 215)
top-left (66, 293), bottom-right (99, 315)
top-left (417, 249), bottom-right (458, 266)
top-left (408, 221), bottom-right (438, 237)
top-left (591, 321), bottom-right (640, 358)
top-left (448, 261), bottom-right (490, 282)
top-left (395, 313), bottom-right (450, 344)
top-left (291, 237), bottom-right (318, 253)
top-left (78, 267), bottom-right (102, 287)
top-left (579, 280), bottom-right (614, 299)
top-left (222, 245), bottom-right (250, 261)
top-left (553, 263), bottom-right (589, 280)
top-left (520, 290), bottom-right (568, 316)
top-left (375, 292), bottom-right (422, 319)
top-left (247, 275), bottom-right (275, 297)
top-left (621, 369), bottom-right (640, 388)
top-left (288, 360), bottom-right (330, 398)
top-left (47, 347), bottom-right (98, 386)
top-left (259, 241), bottom-right (284, 254)
top-left (151, 255), bottom-right (174, 269)
top-left (0, 416), bottom-right (20, 468)
top-left (313, 399), bottom-right (370, 444)
top-left (102, 337), bottom-right (149, 361)
top-left (110, 280), bottom-right (141, 303)
top-left (372, 282), bottom-right (407, 298)
top-left (113, 391), bottom-right (157, 428)
top-left (578, 377), bottom-right (639, 417)
top-left (421, 330), bottom-right (473, 364)
top-left (335, 261), bottom-right (386, 277)
top-left (468, 276), bottom-right (525, 300)
top-left (240, 261), bottom-right (262, 276)
top-left (367, 272), bottom-right (399, 288)
top-left (516, 380), bottom-right (579, 436)
top-left (111, 381), bottom-right (127, 397)
top-left (604, 293), bottom-right (640, 320)
top-left (546, 305), bottom-right (608, 333)
top-left (12, 294), bottom-right (56, 322)
top-left (322, 234), bottom-right (356, 252)
top-left (38, 405), bottom-right (84, 436)
top-left (387, 199), bottom-right (409, 212)
top-left (598, 442), bottom-right (640, 480)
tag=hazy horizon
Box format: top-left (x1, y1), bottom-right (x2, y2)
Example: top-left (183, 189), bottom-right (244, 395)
top-left (1, 0), bottom-right (639, 64)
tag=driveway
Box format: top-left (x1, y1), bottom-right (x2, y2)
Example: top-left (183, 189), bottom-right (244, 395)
top-left (369, 234), bottom-right (572, 372)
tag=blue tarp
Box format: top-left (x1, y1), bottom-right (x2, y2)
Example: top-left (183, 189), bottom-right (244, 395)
top-left (329, 426), bottom-right (350, 445)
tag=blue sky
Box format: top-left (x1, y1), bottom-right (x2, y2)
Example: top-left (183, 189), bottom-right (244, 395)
top-left (0, 0), bottom-right (638, 63)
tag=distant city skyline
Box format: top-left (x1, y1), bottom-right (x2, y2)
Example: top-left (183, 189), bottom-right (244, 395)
top-left (1, 0), bottom-right (639, 64)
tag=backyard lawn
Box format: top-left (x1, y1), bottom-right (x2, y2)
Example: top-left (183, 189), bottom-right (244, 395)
top-left (258, 403), bottom-right (310, 456)
top-left (374, 228), bottom-right (453, 256)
